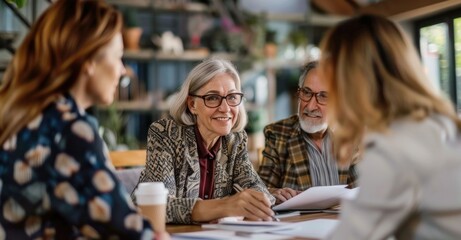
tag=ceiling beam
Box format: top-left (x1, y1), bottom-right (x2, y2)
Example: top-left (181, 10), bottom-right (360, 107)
top-left (358, 0), bottom-right (461, 21)
top-left (311, 0), bottom-right (357, 15)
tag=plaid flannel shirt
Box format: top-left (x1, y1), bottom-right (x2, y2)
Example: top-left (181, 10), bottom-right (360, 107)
top-left (258, 115), bottom-right (358, 190)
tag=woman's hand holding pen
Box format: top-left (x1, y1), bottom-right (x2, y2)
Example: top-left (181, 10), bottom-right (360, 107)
top-left (190, 187), bottom-right (275, 223)
top-left (226, 187), bottom-right (275, 221)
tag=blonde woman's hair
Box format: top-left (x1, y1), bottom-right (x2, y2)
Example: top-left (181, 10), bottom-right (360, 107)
top-left (0, 0), bottom-right (122, 145)
top-left (319, 14), bottom-right (461, 164)
top-left (170, 58), bottom-right (248, 132)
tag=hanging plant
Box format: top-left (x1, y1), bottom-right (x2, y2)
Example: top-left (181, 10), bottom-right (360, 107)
top-left (6, 0), bottom-right (27, 8)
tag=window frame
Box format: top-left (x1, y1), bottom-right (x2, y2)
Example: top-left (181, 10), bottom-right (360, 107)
top-left (414, 7), bottom-right (461, 109)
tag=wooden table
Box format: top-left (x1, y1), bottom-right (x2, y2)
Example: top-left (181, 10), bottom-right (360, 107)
top-left (166, 212), bottom-right (338, 239)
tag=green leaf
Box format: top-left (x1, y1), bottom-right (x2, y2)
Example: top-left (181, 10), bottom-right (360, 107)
top-left (6, 0), bottom-right (26, 8)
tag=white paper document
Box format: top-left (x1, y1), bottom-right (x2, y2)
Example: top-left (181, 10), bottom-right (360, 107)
top-left (270, 219), bottom-right (339, 239)
top-left (172, 230), bottom-right (290, 240)
top-left (199, 219), bottom-right (338, 239)
top-left (272, 185), bottom-right (358, 211)
top-left (202, 221), bottom-right (294, 233)
top-left (274, 210), bottom-right (301, 219)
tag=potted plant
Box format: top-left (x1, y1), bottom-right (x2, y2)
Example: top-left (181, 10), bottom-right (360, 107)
top-left (289, 30), bottom-right (308, 60)
top-left (289, 30), bottom-right (308, 48)
top-left (121, 7), bottom-right (143, 51)
top-left (5, 0), bottom-right (26, 8)
top-left (264, 29), bottom-right (277, 58)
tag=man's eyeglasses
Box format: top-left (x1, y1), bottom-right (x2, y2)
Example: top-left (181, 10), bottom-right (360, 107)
top-left (297, 88), bottom-right (328, 105)
top-left (189, 93), bottom-right (244, 108)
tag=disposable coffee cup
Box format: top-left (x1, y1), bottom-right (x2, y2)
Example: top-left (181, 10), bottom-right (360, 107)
top-left (135, 182), bottom-right (168, 232)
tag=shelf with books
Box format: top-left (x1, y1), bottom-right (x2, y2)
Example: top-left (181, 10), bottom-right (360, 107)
top-left (97, 100), bottom-right (169, 112)
top-left (106, 0), bottom-right (212, 13)
top-left (102, 0), bottom-right (255, 149)
top-left (123, 49), bottom-right (238, 62)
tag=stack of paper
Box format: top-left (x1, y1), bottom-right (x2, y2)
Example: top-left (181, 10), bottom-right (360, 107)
top-left (272, 185), bottom-right (358, 211)
top-left (202, 221), bottom-right (294, 233)
top-left (270, 219), bottom-right (338, 239)
top-left (172, 230), bottom-right (290, 240)
top-left (173, 219), bottom-right (339, 240)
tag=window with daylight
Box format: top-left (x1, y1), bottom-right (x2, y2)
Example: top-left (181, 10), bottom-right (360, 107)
top-left (416, 8), bottom-right (461, 113)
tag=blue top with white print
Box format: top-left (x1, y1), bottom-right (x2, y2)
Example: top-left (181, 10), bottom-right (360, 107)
top-left (0, 94), bottom-right (153, 239)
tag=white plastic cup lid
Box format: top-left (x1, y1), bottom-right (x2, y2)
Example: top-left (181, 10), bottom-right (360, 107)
top-left (136, 182), bottom-right (166, 195)
top-left (135, 182), bottom-right (168, 205)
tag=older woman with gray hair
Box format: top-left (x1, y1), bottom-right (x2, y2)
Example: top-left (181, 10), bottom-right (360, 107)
top-left (132, 58), bottom-right (275, 224)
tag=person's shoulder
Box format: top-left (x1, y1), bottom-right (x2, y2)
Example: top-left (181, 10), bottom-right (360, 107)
top-left (220, 130), bottom-right (246, 147)
top-left (57, 116), bottom-right (101, 146)
top-left (149, 116), bottom-right (180, 130)
top-left (264, 115), bottom-right (299, 133)
top-left (267, 115), bottom-right (299, 128)
top-left (364, 114), bottom-right (459, 166)
top-left (43, 96), bottom-right (95, 132)
top-left (369, 114), bottom-right (455, 146)
top-left (148, 116), bottom-right (194, 139)
top-left (229, 129), bottom-right (248, 138)
top-left (42, 107), bottom-right (102, 153)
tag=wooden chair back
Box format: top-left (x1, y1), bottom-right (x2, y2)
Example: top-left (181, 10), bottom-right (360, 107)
top-left (109, 149), bottom-right (146, 168)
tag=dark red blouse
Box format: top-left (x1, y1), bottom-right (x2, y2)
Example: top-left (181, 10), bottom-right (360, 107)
top-left (194, 126), bottom-right (221, 200)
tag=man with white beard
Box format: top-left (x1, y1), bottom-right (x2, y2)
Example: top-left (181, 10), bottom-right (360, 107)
top-left (258, 61), bottom-right (358, 204)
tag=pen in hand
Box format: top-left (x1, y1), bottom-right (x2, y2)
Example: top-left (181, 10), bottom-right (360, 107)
top-left (232, 183), bottom-right (280, 222)
top-left (232, 183), bottom-right (245, 193)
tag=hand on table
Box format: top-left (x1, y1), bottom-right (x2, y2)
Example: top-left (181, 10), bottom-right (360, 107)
top-left (270, 187), bottom-right (302, 205)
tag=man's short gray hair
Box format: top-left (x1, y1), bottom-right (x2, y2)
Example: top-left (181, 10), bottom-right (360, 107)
top-left (298, 61), bottom-right (319, 87)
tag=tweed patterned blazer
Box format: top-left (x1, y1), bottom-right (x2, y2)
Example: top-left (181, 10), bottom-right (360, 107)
top-left (258, 115), bottom-right (358, 191)
top-left (132, 117), bottom-right (274, 224)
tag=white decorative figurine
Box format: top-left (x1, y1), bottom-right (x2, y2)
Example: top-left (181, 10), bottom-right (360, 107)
top-left (152, 31), bottom-right (184, 55)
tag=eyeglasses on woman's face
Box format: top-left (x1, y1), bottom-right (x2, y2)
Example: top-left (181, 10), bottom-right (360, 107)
top-left (297, 88), bottom-right (328, 105)
top-left (189, 93), bottom-right (244, 108)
